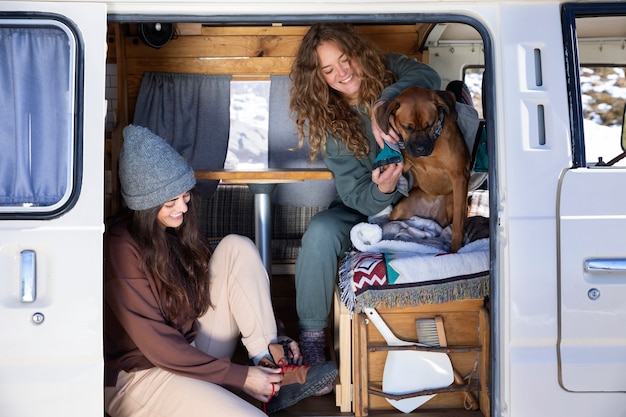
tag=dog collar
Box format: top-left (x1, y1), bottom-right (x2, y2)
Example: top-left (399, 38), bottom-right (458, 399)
top-left (432, 107), bottom-right (445, 140)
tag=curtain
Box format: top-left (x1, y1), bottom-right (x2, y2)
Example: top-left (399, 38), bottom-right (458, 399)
top-left (268, 75), bottom-right (336, 207)
top-left (133, 72), bottom-right (231, 196)
top-left (0, 27), bottom-right (72, 206)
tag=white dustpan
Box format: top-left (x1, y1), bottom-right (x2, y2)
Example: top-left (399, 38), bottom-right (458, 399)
top-left (363, 307), bottom-right (454, 413)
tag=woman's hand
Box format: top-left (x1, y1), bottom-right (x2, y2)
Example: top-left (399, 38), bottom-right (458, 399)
top-left (372, 99), bottom-right (401, 149)
top-left (242, 365), bottom-right (284, 403)
top-left (277, 336), bottom-right (303, 365)
top-left (372, 161), bottom-right (404, 194)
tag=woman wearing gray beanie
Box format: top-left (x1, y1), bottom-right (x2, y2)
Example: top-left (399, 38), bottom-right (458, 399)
top-left (104, 125), bottom-right (337, 416)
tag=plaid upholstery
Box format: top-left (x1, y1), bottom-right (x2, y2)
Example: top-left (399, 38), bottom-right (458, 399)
top-left (196, 185), bottom-right (255, 240)
top-left (195, 184), bottom-right (327, 261)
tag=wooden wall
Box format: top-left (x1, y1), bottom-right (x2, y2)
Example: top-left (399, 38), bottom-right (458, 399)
top-left (105, 22), bottom-right (432, 215)
top-left (112, 23), bottom-right (431, 122)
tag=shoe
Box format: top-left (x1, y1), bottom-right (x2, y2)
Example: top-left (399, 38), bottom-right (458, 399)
top-left (260, 343), bottom-right (337, 414)
top-left (312, 382), bottom-right (334, 396)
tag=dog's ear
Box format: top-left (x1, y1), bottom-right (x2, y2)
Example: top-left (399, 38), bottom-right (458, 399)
top-left (434, 90), bottom-right (459, 121)
top-left (375, 99), bottom-right (401, 134)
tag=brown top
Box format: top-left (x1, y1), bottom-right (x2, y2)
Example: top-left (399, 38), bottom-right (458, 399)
top-left (103, 221), bottom-right (248, 392)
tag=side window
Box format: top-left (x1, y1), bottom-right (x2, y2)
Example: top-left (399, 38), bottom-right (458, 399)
top-left (0, 17), bottom-right (80, 217)
top-left (563, 7), bottom-right (626, 167)
top-left (463, 66), bottom-right (485, 119)
top-left (225, 80), bottom-right (270, 170)
top-left (580, 65), bottom-right (626, 166)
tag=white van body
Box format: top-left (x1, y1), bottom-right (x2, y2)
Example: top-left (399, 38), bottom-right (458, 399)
top-left (1, 1), bottom-right (625, 416)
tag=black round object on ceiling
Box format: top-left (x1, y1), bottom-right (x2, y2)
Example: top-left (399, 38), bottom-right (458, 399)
top-left (137, 22), bottom-right (174, 49)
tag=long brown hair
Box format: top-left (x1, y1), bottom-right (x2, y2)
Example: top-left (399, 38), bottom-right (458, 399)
top-left (129, 192), bottom-right (212, 326)
top-left (290, 23), bottom-right (394, 161)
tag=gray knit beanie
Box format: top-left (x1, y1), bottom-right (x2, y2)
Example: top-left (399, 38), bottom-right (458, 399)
top-left (119, 124), bottom-right (196, 210)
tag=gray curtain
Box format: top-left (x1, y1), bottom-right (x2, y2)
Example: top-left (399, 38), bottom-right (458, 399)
top-left (134, 72), bottom-right (231, 196)
top-left (0, 27), bottom-right (71, 206)
top-left (268, 75), bottom-right (336, 207)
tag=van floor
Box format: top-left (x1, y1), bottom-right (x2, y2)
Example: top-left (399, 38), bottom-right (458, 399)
top-left (240, 273), bottom-right (486, 417)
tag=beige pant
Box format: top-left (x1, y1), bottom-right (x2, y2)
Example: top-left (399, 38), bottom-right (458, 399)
top-left (105, 234), bottom-right (277, 417)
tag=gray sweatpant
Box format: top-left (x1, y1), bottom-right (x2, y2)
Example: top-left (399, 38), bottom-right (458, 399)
top-left (295, 202), bottom-right (366, 331)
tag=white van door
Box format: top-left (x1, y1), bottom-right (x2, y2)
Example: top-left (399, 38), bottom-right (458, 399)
top-left (559, 168), bottom-right (626, 392)
top-left (0, 3), bottom-right (106, 416)
top-left (558, 6), bottom-right (626, 393)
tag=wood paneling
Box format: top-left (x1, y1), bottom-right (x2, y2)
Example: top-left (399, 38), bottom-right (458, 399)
top-left (111, 22), bottom-right (430, 123)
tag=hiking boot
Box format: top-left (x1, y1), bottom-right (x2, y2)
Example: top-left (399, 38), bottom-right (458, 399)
top-left (260, 342), bottom-right (337, 414)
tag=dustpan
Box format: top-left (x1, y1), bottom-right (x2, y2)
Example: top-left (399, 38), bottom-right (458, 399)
top-left (363, 307), bottom-right (454, 413)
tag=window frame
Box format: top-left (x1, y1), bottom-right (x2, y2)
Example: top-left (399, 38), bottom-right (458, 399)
top-left (0, 12), bottom-right (84, 220)
top-left (561, 2), bottom-right (626, 168)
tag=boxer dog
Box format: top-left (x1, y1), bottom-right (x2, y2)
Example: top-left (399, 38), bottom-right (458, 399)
top-left (376, 86), bottom-right (470, 253)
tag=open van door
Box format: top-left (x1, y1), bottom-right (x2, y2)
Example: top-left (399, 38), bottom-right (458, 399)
top-left (0, 2), bottom-right (106, 415)
top-left (558, 6), bottom-right (626, 393)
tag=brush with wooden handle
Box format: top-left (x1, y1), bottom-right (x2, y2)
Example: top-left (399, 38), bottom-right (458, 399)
top-left (416, 316), bottom-right (480, 411)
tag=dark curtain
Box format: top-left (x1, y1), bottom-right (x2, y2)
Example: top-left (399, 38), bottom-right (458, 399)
top-left (268, 75), bottom-right (336, 207)
top-left (0, 27), bottom-right (72, 206)
top-left (134, 72), bottom-right (231, 196)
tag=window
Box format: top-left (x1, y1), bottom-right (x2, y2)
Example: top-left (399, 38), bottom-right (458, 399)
top-left (463, 66), bottom-right (485, 119)
top-left (0, 17), bottom-right (80, 216)
top-left (580, 65), bottom-right (626, 166)
top-left (563, 7), bottom-right (626, 168)
top-left (224, 80), bottom-right (270, 169)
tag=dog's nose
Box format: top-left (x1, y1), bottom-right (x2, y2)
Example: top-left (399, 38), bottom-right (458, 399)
top-left (408, 142), bottom-right (434, 157)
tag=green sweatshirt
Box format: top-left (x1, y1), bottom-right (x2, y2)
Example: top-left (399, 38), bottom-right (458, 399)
top-left (323, 53), bottom-right (441, 217)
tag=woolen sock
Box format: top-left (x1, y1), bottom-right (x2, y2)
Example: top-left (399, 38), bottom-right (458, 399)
top-left (299, 329), bottom-right (326, 366)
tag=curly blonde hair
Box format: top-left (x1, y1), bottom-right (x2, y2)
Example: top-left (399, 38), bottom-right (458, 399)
top-left (290, 23), bottom-right (394, 161)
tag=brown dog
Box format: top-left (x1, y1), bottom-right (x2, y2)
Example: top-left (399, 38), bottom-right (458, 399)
top-left (376, 86), bottom-right (470, 253)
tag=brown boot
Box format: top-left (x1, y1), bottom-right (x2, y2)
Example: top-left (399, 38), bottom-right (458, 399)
top-left (260, 342), bottom-right (337, 413)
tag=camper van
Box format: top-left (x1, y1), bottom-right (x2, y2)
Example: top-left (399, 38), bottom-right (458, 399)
top-left (1, 0), bottom-right (625, 416)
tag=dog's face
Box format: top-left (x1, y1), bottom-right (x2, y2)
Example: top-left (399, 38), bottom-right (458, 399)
top-left (376, 86), bottom-right (457, 158)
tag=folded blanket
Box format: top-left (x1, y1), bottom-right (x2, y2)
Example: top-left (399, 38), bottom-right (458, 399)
top-left (351, 214), bottom-right (489, 254)
top-left (340, 195), bottom-right (491, 312)
top-left (339, 248), bottom-right (490, 312)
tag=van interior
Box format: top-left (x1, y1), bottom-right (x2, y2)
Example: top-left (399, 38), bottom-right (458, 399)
top-left (102, 11), bottom-right (626, 416)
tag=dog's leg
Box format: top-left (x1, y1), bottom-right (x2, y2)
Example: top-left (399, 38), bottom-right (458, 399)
top-left (449, 177), bottom-right (469, 253)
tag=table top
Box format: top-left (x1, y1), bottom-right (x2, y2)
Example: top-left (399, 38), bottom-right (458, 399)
top-left (195, 168), bottom-right (334, 184)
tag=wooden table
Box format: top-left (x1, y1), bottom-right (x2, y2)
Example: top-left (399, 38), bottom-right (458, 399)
top-left (195, 169), bottom-right (334, 272)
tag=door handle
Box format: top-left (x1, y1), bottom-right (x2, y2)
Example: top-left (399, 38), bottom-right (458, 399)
top-left (20, 250), bottom-right (36, 303)
top-left (585, 258), bottom-right (626, 273)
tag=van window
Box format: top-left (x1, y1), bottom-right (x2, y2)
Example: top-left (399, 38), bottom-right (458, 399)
top-left (225, 80), bottom-right (270, 169)
top-left (580, 65), bottom-right (626, 166)
top-left (0, 17), bottom-right (80, 216)
top-left (563, 7), bottom-right (626, 167)
top-left (463, 66), bottom-right (485, 118)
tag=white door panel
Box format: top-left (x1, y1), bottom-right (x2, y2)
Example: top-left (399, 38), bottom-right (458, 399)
top-left (0, 2), bottom-right (106, 416)
top-left (558, 168), bottom-right (626, 392)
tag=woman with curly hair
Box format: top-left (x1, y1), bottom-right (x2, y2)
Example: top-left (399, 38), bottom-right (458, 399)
top-left (289, 23), bottom-right (441, 385)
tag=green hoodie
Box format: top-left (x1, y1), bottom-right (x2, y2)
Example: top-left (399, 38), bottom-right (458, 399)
top-left (323, 52), bottom-right (441, 217)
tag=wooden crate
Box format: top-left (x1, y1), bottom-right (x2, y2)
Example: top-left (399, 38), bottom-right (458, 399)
top-left (352, 298), bottom-right (490, 417)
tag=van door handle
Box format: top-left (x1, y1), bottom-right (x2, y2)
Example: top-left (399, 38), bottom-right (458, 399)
top-left (20, 250), bottom-right (36, 303)
top-left (585, 258), bottom-right (626, 273)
